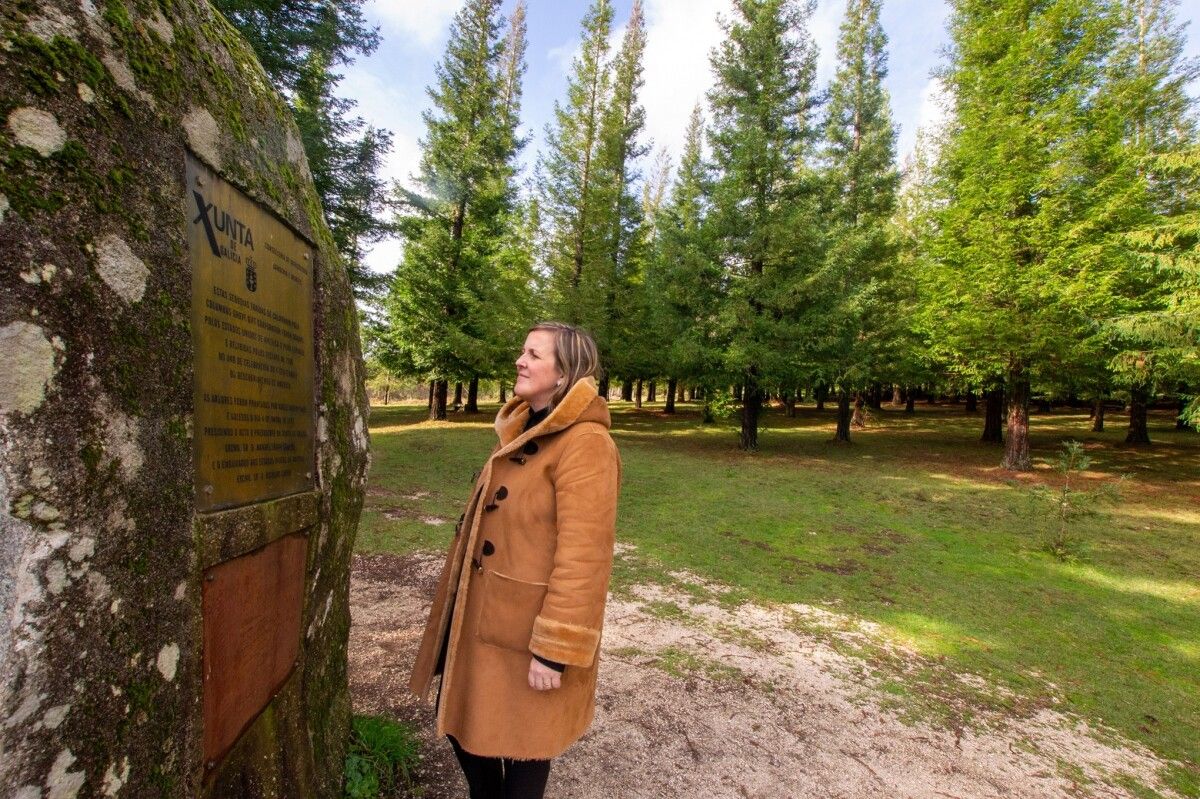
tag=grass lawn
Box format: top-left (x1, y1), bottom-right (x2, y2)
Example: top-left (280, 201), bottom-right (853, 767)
top-left (359, 399), bottom-right (1200, 795)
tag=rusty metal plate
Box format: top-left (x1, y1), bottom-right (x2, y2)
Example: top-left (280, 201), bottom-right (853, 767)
top-left (201, 532), bottom-right (308, 765)
top-left (188, 152), bottom-right (315, 511)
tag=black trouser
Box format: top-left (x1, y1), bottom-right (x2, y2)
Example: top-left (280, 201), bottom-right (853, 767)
top-left (447, 735), bottom-right (552, 799)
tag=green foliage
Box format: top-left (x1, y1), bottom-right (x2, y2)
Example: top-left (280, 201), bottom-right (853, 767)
top-left (1032, 440), bottom-right (1123, 562)
top-left (706, 0), bottom-right (822, 449)
top-left (212, 0), bottom-right (395, 296)
top-left (344, 715), bottom-right (421, 799)
top-left (384, 0), bottom-right (531, 388)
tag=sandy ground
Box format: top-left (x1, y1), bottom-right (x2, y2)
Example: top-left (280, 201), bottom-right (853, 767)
top-left (348, 550), bottom-right (1183, 799)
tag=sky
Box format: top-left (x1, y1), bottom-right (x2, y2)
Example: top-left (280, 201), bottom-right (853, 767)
top-left (341, 0), bottom-right (1200, 276)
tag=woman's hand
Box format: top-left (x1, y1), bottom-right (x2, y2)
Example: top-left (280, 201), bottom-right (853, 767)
top-left (527, 657), bottom-right (562, 691)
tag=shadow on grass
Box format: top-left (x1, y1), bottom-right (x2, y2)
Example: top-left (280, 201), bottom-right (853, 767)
top-left (362, 399), bottom-right (1200, 785)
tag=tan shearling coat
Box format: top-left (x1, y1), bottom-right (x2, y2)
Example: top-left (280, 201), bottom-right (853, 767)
top-left (409, 377), bottom-right (621, 759)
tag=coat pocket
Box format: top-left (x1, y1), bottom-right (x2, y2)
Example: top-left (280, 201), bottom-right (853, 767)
top-left (477, 570), bottom-right (548, 652)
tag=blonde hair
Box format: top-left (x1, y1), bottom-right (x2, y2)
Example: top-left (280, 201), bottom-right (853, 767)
top-left (529, 322), bottom-right (600, 407)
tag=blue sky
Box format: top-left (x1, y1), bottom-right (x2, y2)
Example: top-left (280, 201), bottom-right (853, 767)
top-left (342, 0), bottom-right (1200, 275)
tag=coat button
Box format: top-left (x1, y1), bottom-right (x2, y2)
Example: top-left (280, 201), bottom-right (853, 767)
top-left (495, 486), bottom-right (508, 500)
top-left (523, 441), bottom-right (539, 455)
top-left (482, 540), bottom-right (495, 556)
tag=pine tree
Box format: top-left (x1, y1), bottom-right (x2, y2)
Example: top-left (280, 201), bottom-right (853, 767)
top-left (651, 106), bottom-right (722, 412)
top-left (214, 0), bottom-right (393, 296)
top-left (707, 0), bottom-right (822, 450)
top-left (815, 0), bottom-right (899, 443)
top-left (385, 0), bottom-right (527, 419)
top-left (539, 0), bottom-right (615, 345)
top-left (1102, 0), bottom-right (1199, 442)
top-left (931, 0), bottom-right (1124, 470)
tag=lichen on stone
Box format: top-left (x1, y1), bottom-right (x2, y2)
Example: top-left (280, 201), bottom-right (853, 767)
top-left (0, 321), bottom-right (58, 416)
top-left (6, 107), bottom-right (68, 157)
top-left (93, 234), bottom-right (148, 304)
top-left (182, 105), bottom-right (221, 168)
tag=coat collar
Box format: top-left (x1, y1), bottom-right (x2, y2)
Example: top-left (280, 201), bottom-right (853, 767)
top-left (494, 376), bottom-right (610, 450)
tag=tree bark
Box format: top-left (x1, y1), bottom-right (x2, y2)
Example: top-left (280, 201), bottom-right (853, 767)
top-left (598, 375), bottom-right (609, 399)
top-left (891, 384), bottom-right (902, 406)
top-left (785, 392), bottom-right (796, 418)
top-left (965, 390), bottom-right (977, 413)
top-left (835, 389), bottom-right (852, 443)
top-left (453, 381), bottom-right (463, 411)
top-left (499, 381), bottom-right (507, 403)
top-left (1092, 397), bottom-right (1105, 432)
top-left (733, 384), bottom-right (743, 402)
top-left (664, 378), bottom-right (677, 414)
top-left (621, 380), bottom-right (633, 402)
top-left (1126, 384), bottom-right (1151, 445)
top-left (686, 384), bottom-right (693, 402)
top-left (466, 377), bottom-right (479, 413)
top-left (982, 386), bottom-right (1003, 443)
top-left (1001, 367), bottom-right (1031, 470)
top-left (427, 380), bottom-right (434, 412)
top-left (815, 384), bottom-right (827, 411)
top-left (382, 378), bottom-right (390, 406)
top-left (647, 380), bottom-right (656, 403)
top-left (904, 390), bottom-right (915, 414)
top-left (635, 379), bottom-right (643, 409)
top-left (430, 379), bottom-right (448, 421)
top-left (851, 392), bottom-right (867, 429)
top-left (739, 372), bottom-right (761, 451)
top-left (869, 383), bottom-right (883, 410)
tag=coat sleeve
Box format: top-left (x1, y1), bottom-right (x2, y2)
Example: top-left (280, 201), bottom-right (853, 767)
top-left (528, 430), bottom-right (620, 668)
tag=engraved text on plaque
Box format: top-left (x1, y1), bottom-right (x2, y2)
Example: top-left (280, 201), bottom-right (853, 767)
top-left (188, 153), bottom-right (315, 511)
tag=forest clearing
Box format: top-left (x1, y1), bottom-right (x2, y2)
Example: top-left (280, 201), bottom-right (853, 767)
top-left (352, 400), bottom-right (1199, 798)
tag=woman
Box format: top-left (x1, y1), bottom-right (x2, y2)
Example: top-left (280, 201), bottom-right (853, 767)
top-left (409, 322), bottom-right (621, 799)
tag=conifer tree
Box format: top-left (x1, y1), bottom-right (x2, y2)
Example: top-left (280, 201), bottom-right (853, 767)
top-left (931, 0), bottom-right (1123, 469)
top-left (1102, 0), bottom-right (1199, 442)
top-left (539, 0), bottom-right (615, 347)
top-left (816, 0), bottom-right (899, 443)
top-left (707, 0), bottom-right (822, 450)
top-left (385, 0), bottom-right (527, 419)
top-left (651, 106), bottom-right (722, 411)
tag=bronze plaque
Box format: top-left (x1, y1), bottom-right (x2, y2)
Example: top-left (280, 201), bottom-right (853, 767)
top-left (201, 532), bottom-right (308, 765)
top-left (188, 152), bottom-right (315, 511)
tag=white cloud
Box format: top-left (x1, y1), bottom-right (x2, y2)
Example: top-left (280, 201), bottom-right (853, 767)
top-left (640, 0), bottom-right (730, 162)
top-left (368, 0), bottom-right (460, 49)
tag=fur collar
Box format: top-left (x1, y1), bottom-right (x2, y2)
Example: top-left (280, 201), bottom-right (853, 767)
top-left (494, 377), bottom-right (610, 449)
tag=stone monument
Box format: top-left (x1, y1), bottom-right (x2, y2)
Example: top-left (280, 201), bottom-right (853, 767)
top-left (0, 1), bottom-right (370, 796)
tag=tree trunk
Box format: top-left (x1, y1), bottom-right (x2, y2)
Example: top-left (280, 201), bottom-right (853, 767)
top-left (598, 375), bottom-right (609, 399)
top-left (1036, 397), bottom-right (1050, 414)
top-left (686, 384), bottom-right (694, 402)
top-left (427, 380), bottom-right (434, 412)
top-left (904, 390), bottom-right (915, 414)
top-left (382, 378), bottom-right (390, 406)
top-left (648, 380), bottom-right (656, 403)
top-left (430, 379), bottom-right (448, 421)
top-left (926, 386), bottom-right (936, 404)
top-left (869, 383), bottom-right (883, 410)
top-left (664, 378), bottom-right (677, 414)
top-left (851, 392), bottom-right (867, 429)
top-left (635, 379), bottom-right (643, 409)
top-left (621, 380), bottom-right (633, 402)
top-left (982, 386), bottom-right (1003, 443)
top-left (1092, 397), bottom-right (1105, 432)
top-left (785, 392), bottom-right (796, 418)
top-left (453, 381), bottom-right (463, 411)
top-left (739, 372), bottom-right (761, 451)
top-left (815, 384), bottom-right (827, 411)
top-left (499, 381), bottom-right (507, 403)
top-left (891, 384), bottom-right (902, 406)
top-left (733, 384), bottom-right (743, 402)
top-left (965, 390), bottom-right (977, 413)
top-left (1126, 384), bottom-right (1151, 445)
top-left (835, 389), bottom-right (851, 443)
top-left (466, 377), bottom-right (479, 413)
top-left (1001, 367), bottom-right (1031, 470)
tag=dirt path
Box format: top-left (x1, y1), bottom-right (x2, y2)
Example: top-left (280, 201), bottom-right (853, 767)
top-left (349, 551), bottom-right (1181, 799)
